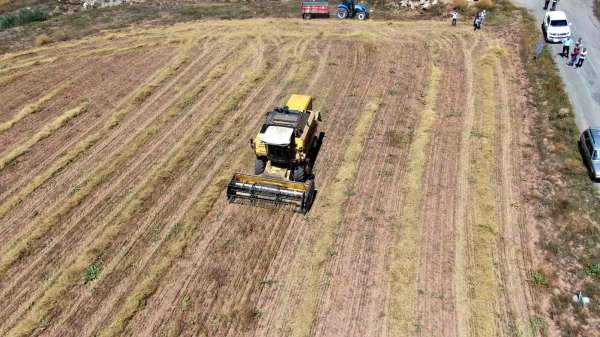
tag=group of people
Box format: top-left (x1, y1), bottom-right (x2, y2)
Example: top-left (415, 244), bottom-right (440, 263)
top-left (449, 9), bottom-right (487, 30)
top-left (473, 9), bottom-right (487, 30)
top-left (561, 37), bottom-right (588, 68)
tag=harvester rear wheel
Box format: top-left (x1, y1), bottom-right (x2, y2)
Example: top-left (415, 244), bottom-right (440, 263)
top-left (255, 157), bottom-right (267, 175)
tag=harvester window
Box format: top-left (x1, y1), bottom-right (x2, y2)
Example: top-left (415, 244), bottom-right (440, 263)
top-left (268, 145), bottom-right (293, 163)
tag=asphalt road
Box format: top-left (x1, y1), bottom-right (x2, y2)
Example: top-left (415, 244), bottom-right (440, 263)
top-left (512, 0), bottom-right (600, 130)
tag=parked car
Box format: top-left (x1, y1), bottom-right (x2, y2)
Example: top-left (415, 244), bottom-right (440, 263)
top-left (541, 10), bottom-right (571, 43)
top-left (579, 128), bottom-right (600, 181)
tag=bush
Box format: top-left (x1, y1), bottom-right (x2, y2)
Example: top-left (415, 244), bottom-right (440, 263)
top-left (52, 29), bottom-right (68, 42)
top-left (531, 270), bottom-right (550, 287)
top-left (0, 7), bottom-right (48, 30)
top-left (0, 15), bottom-right (17, 29)
top-left (452, 0), bottom-right (469, 11)
top-left (84, 260), bottom-right (102, 283)
top-left (477, 0), bottom-right (495, 9)
top-left (35, 34), bottom-right (53, 46)
top-left (428, 2), bottom-right (447, 16)
top-left (17, 7), bottom-right (48, 23)
top-left (584, 263), bottom-right (600, 277)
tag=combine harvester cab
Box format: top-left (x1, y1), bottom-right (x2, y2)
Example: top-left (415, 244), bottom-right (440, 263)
top-left (227, 94), bottom-right (322, 213)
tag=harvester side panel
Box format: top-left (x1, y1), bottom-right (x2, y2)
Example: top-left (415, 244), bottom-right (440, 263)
top-left (254, 133), bottom-right (267, 156)
top-left (297, 110), bottom-right (319, 152)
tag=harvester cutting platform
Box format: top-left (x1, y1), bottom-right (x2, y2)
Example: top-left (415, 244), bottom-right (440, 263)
top-left (227, 94), bottom-right (322, 213)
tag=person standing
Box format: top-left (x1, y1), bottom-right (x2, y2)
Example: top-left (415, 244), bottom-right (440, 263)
top-left (544, 0), bottom-right (550, 9)
top-left (480, 9), bottom-right (487, 22)
top-left (551, 0), bottom-right (559, 10)
top-left (451, 10), bottom-right (458, 26)
top-left (576, 48), bottom-right (588, 68)
top-left (568, 45), bottom-right (580, 66)
top-left (561, 37), bottom-right (573, 58)
top-left (473, 16), bottom-right (481, 30)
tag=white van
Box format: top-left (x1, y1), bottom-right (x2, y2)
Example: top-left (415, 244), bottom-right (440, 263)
top-left (541, 11), bottom-right (572, 43)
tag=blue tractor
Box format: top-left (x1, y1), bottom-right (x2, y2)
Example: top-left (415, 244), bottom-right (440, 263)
top-left (336, 0), bottom-right (369, 20)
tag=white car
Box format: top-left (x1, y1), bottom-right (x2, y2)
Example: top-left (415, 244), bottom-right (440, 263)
top-left (541, 11), bottom-right (572, 43)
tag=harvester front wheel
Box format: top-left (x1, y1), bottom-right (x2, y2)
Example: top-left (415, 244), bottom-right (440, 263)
top-left (255, 157), bottom-right (267, 175)
top-left (302, 178), bottom-right (316, 213)
top-left (292, 165), bottom-right (306, 182)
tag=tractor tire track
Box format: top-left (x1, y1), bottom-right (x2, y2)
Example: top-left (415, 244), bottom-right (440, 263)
top-left (454, 33), bottom-right (481, 337)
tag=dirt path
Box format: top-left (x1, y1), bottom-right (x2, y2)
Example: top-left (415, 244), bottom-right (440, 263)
top-left (453, 32), bottom-right (480, 337)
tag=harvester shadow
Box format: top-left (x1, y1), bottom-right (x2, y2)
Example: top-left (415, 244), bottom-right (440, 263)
top-left (302, 131), bottom-right (325, 213)
top-left (307, 131), bottom-right (326, 180)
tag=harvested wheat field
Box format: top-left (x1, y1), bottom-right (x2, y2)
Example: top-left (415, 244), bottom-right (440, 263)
top-left (0, 18), bottom-right (541, 337)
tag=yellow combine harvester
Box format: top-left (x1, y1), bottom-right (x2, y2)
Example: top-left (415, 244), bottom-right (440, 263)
top-left (227, 94), bottom-right (322, 213)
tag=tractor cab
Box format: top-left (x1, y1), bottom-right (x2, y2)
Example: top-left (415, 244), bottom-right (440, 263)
top-left (336, 0), bottom-right (369, 20)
